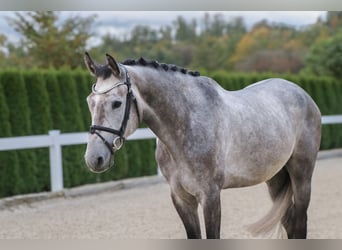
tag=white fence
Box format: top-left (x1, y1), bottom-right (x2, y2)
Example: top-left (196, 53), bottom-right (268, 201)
top-left (0, 115), bottom-right (342, 192)
top-left (0, 128), bottom-right (156, 192)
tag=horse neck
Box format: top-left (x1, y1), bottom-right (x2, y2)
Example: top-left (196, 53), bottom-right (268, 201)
top-left (129, 66), bottom-right (211, 141)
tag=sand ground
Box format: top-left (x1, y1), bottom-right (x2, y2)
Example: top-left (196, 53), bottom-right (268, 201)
top-left (0, 156), bottom-right (341, 239)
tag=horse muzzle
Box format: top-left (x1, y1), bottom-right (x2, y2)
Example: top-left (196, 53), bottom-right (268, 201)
top-left (84, 142), bottom-right (114, 173)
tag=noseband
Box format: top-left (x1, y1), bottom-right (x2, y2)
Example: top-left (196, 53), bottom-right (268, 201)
top-left (89, 66), bottom-right (140, 154)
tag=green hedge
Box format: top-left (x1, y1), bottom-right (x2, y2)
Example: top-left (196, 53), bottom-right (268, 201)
top-left (0, 69), bottom-right (157, 198)
top-left (0, 77), bottom-right (22, 197)
top-left (23, 71), bottom-right (52, 191)
top-left (0, 69), bottom-right (341, 198)
top-left (0, 71), bottom-right (39, 195)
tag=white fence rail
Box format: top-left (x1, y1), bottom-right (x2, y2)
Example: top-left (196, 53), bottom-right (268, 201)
top-left (0, 115), bottom-right (342, 192)
top-left (321, 115), bottom-right (342, 125)
top-left (0, 128), bottom-right (156, 192)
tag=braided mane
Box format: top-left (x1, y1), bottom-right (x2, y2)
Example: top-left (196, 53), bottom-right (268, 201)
top-left (121, 57), bottom-right (200, 77)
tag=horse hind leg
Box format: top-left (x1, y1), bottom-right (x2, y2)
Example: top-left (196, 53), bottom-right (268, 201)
top-left (266, 168), bottom-right (295, 238)
top-left (284, 153), bottom-right (316, 239)
top-left (248, 168), bottom-right (293, 238)
top-left (255, 154), bottom-right (316, 239)
top-left (284, 118), bottom-right (319, 239)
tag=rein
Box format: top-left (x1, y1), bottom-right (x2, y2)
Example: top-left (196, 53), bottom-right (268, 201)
top-left (89, 66), bottom-right (140, 154)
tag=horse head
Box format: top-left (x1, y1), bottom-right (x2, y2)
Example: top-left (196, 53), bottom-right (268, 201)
top-left (84, 52), bottom-right (140, 173)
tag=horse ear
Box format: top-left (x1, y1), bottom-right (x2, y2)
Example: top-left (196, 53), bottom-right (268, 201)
top-left (84, 52), bottom-right (97, 76)
top-left (106, 53), bottom-right (120, 76)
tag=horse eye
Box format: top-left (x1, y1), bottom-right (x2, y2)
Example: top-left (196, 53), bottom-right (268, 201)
top-left (112, 101), bottom-right (122, 109)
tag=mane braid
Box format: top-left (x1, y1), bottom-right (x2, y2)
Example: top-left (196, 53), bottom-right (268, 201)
top-left (121, 57), bottom-right (200, 77)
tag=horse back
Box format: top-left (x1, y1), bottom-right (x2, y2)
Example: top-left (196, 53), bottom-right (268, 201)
top-left (235, 78), bottom-right (320, 122)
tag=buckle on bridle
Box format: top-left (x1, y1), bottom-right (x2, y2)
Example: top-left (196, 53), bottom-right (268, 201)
top-left (113, 136), bottom-right (124, 151)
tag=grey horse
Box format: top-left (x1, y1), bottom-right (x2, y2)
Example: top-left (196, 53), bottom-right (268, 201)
top-left (84, 53), bottom-right (321, 239)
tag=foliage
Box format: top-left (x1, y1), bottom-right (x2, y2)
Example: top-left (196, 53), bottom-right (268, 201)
top-left (55, 70), bottom-right (86, 187)
top-left (70, 69), bottom-right (92, 129)
top-left (192, 35), bottom-right (231, 71)
top-left (43, 70), bottom-right (65, 130)
top-left (23, 71), bottom-right (52, 191)
top-left (303, 31), bottom-right (342, 78)
top-left (1, 11), bottom-right (342, 76)
top-left (326, 11), bottom-right (342, 34)
top-left (174, 16), bottom-right (197, 42)
top-left (0, 76), bottom-right (22, 197)
top-left (0, 76), bottom-right (11, 138)
top-left (0, 70), bottom-right (39, 194)
top-left (6, 11), bottom-right (95, 69)
top-left (87, 12), bottom-right (342, 75)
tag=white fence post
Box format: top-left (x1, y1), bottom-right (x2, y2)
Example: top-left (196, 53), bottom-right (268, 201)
top-left (49, 130), bottom-right (64, 192)
top-left (155, 137), bottom-right (164, 177)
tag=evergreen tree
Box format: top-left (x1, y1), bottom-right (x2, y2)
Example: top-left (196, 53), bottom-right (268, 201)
top-left (125, 141), bottom-right (143, 178)
top-left (43, 70), bottom-right (65, 130)
top-left (56, 70), bottom-right (85, 187)
top-left (1, 70), bottom-right (38, 194)
top-left (23, 70), bottom-right (52, 191)
top-left (71, 69), bottom-right (97, 184)
top-left (173, 16), bottom-right (197, 42)
top-left (112, 147), bottom-right (129, 180)
top-left (139, 140), bottom-right (157, 176)
top-left (72, 69), bottom-right (92, 129)
top-left (99, 146), bottom-right (129, 182)
top-left (0, 77), bottom-right (22, 197)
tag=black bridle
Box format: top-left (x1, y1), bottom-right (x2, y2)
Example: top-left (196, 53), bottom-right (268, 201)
top-left (89, 66), bottom-right (140, 155)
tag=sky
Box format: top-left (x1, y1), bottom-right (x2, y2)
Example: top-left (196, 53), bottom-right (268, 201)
top-left (0, 11), bottom-right (327, 48)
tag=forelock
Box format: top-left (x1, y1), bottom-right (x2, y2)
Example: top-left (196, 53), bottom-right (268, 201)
top-left (95, 64), bottom-right (112, 80)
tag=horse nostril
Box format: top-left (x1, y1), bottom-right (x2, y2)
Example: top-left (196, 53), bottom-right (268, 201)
top-left (97, 156), bottom-right (104, 166)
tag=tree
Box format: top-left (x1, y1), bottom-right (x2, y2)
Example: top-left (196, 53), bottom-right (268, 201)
top-left (23, 71), bottom-right (52, 191)
top-left (0, 35), bottom-right (6, 62)
top-left (326, 11), bottom-right (342, 33)
top-left (236, 49), bottom-right (304, 73)
top-left (130, 25), bottom-right (159, 44)
top-left (173, 16), bottom-right (197, 42)
top-left (229, 21), bottom-right (305, 73)
top-left (201, 13), bottom-right (226, 37)
top-left (129, 25), bottom-right (160, 57)
top-left (1, 70), bottom-right (38, 194)
top-left (7, 11), bottom-right (96, 69)
top-left (0, 77), bottom-right (23, 197)
top-left (55, 70), bottom-right (85, 187)
top-left (192, 35), bottom-right (231, 71)
top-left (303, 31), bottom-right (342, 78)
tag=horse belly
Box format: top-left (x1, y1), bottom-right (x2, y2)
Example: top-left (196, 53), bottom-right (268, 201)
top-left (223, 161), bottom-right (285, 188)
top-left (222, 138), bottom-right (294, 188)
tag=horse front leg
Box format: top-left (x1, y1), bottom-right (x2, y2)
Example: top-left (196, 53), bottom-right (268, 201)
top-left (202, 187), bottom-right (221, 239)
top-left (171, 191), bottom-right (202, 239)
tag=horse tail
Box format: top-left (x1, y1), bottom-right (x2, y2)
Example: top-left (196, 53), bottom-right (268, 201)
top-left (247, 179), bottom-right (293, 238)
